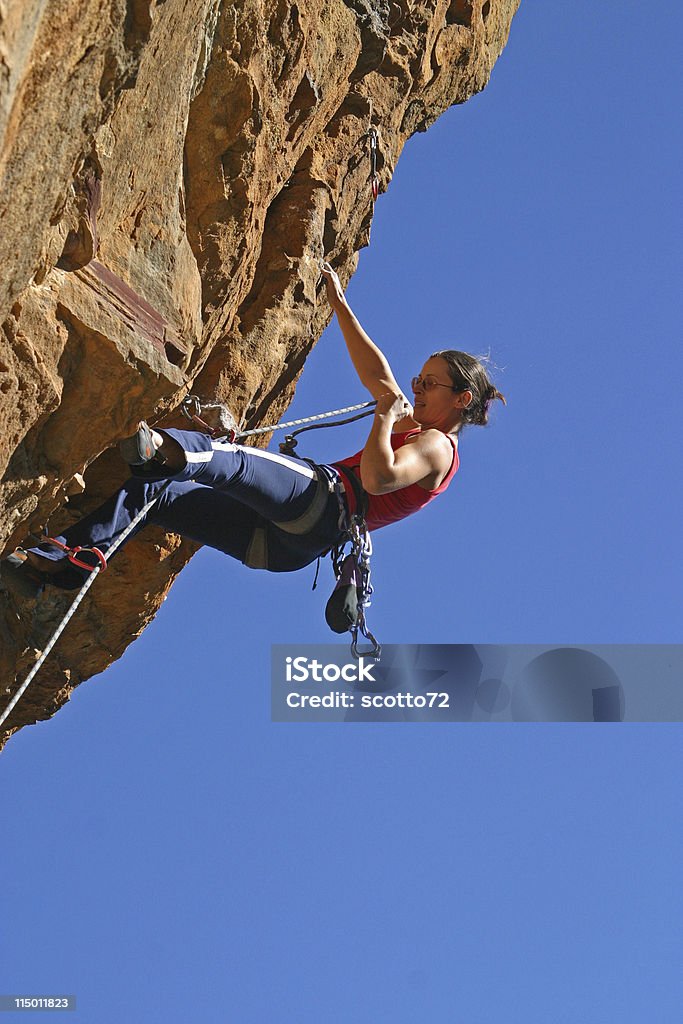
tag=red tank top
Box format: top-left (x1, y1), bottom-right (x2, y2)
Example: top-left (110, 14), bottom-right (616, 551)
top-left (333, 429), bottom-right (459, 531)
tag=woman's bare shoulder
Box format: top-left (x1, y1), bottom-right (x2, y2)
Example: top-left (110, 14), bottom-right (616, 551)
top-left (401, 428), bottom-right (454, 467)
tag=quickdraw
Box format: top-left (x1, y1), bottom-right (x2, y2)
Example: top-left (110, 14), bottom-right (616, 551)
top-left (331, 515), bottom-right (381, 660)
top-left (181, 395), bottom-right (240, 438)
top-left (369, 127), bottom-right (380, 201)
top-left (181, 395), bottom-right (223, 437)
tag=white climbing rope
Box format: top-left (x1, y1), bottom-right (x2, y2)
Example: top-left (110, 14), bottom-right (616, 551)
top-left (182, 396), bottom-right (376, 440)
top-left (237, 400), bottom-right (376, 438)
top-left (0, 484), bottom-right (170, 730)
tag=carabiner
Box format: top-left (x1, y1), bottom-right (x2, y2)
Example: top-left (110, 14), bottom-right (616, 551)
top-left (351, 627), bottom-right (382, 661)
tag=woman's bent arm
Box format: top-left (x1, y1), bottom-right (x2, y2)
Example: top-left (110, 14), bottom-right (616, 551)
top-left (359, 394), bottom-right (453, 494)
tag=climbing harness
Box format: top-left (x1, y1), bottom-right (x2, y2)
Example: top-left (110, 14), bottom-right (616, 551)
top-left (184, 394), bottom-right (382, 658)
top-left (182, 396), bottom-right (383, 658)
top-left (0, 484), bottom-right (170, 730)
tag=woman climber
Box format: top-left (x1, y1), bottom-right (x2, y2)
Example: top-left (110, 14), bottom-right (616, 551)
top-left (1, 263), bottom-right (505, 597)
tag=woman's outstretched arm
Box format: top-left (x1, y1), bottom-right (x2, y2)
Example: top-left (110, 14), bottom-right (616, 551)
top-left (321, 263), bottom-right (410, 405)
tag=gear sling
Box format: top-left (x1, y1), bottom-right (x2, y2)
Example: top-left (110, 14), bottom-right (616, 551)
top-left (275, 433), bottom-right (381, 660)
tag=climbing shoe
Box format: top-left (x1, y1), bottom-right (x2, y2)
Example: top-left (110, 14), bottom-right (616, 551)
top-left (118, 421), bottom-right (163, 466)
top-left (0, 551), bottom-right (46, 599)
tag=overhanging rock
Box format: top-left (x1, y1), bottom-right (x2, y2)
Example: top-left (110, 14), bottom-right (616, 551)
top-left (0, 0), bottom-right (521, 750)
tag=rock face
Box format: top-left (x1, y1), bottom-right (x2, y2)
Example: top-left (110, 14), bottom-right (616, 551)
top-left (0, 0), bottom-right (519, 749)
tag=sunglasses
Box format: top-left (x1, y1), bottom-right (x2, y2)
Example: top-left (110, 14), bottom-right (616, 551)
top-left (411, 375), bottom-right (462, 393)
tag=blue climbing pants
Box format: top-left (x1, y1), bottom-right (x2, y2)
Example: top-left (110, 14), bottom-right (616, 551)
top-left (29, 429), bottom-right (348, 583)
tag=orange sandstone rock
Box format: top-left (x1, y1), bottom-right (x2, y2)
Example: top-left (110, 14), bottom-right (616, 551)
top-left (0, 0), bottom-right (520, 749)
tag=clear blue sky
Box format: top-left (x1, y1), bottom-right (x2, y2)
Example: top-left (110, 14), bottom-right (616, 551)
top-left (2, 3), bottom-right (681, 1021)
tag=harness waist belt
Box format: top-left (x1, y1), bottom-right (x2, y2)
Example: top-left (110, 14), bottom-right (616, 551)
top-left (273, 464), bottom-right (340, 535)
top-left (331, 463), bottom-right (369, 520)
